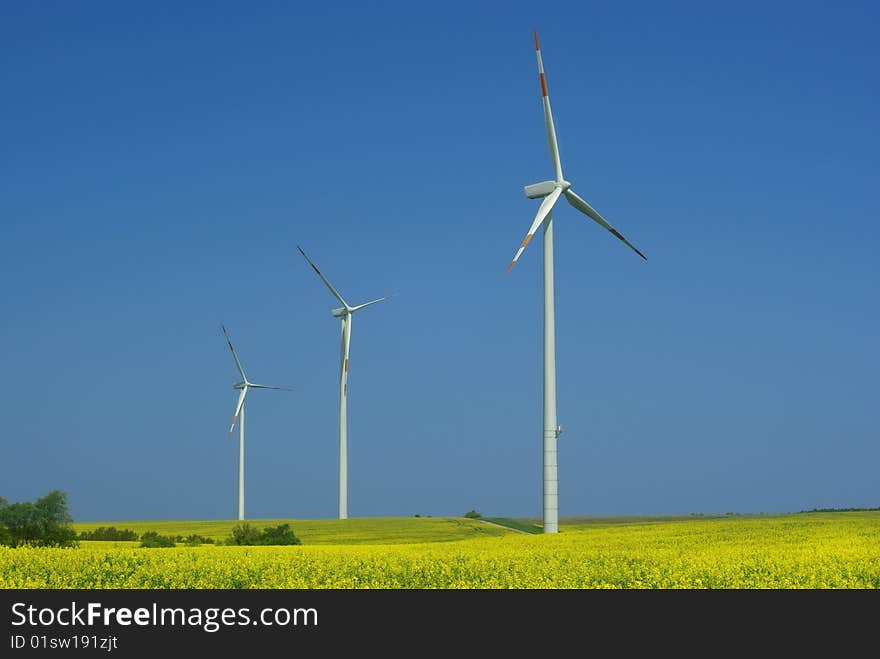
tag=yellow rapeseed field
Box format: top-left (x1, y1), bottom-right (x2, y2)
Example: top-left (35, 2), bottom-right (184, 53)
top-left (2, 513), bottom-right (878, 588)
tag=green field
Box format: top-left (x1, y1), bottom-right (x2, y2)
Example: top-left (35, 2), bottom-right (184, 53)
top-left (70, 514), bottom-right (740, 543)
top-left (72, 516), bottom-right (509, 545)
top-left (3, 512), bottom-right (879, 588)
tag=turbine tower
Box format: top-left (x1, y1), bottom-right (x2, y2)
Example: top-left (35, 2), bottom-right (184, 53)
top-left (222, 324), bottom-right (290, 521)
top-left (506, 31), bottom-right (647, 533)
top-left (297, 245), bottom-right (394, 520)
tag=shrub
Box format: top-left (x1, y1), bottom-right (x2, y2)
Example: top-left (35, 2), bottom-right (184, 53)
top-left (79, 526), bottom-right (139, 541)
top-left (181, 534), bottom-right (214, 546)
top-left (226, 522), bottom-right (263, 546)
top-left (464, 510), bottom-right (482, 519)
top-left (139, 531), bottom-right (176, 548)
top-left (223, 522), bottom-right (302, 546)
top-left (260, 524), bottom-right (301, 546)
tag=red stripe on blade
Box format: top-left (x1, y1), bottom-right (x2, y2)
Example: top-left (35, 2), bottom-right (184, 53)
top-left (540, 73), bottom-right (548, 97)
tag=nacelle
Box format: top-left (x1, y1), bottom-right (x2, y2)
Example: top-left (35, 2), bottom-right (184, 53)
top-left (331, 307), bottom-right (346, 317)
top-left (524, 180), bottom-right (570, 199)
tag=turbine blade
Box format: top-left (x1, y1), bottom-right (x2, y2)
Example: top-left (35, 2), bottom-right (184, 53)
top-left (228, 387), bottom-right (248, 435)
top-left (247, 383), bottom-right (293, 391)
top-left (221, 324), bottom-right (247, 381)
top-left (297, 245), bottom-right (349, 308)
top-left (349, 294), bottom-right (395, 313)
top-left (507, 185), bottom-right (563, 272)
top-left (534, 30), bottom-right (563, 182)
top-left (564, 189), bottom-right (647, 260)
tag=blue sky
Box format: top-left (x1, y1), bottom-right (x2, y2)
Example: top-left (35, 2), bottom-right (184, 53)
top-left (2, 1), bottom-right (877, 521)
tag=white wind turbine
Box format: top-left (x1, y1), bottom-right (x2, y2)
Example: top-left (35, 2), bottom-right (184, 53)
top-left (222, 324), bottom-right (291, 521)
top-left (297, 245), bottom-right (394, 520)
top-left (506, 31), bottom-right (647, 534)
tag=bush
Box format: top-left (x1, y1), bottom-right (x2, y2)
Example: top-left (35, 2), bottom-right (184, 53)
top-left (223, 522), bottom-right (301, 546)
top-left (226, 522), bottom-right (263, 546)
top-left (260, 523), bottom-right (301, 546)
top-left (464, 509), bottom-right (482, 519)
top-left (180, 534), bottom-right (214, 546)
top-left (79, 526), bottom-right (139, 541)
top-left (0, 490), bottom-right (78, 547)
top-left (139, 531), bottom-right (176, 548)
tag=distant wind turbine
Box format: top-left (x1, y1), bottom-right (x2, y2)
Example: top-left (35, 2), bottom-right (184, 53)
top-left (222, 324), bottom-right (291, 521)
top-left (297, 245), bottom-right (394, 520)
top-left (506, 31), bottom-right (647, 534)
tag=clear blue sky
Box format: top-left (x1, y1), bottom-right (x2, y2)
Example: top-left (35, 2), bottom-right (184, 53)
top-left (2, 1), bottom-right (877, 521)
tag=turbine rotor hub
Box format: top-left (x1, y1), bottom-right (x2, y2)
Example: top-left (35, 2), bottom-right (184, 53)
top-left (524, 179), bottom-right (571, 199)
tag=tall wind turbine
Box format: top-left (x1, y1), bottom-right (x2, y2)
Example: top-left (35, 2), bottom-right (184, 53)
top-left (222, 324), bottom-right (290, 521)
top-left (506, 31), bottom-right (647, 534)
top-left (297, 245), bottom-right (394, 520)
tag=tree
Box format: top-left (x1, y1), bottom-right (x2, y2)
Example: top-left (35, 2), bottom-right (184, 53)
top-left (180, 534), bottom-right (214, 546)
top-left (223, 522), bottom-right (302, 546)
top-left (464, 509), bottom-right (482, 519)
top-left (35, 490), bottom-right (77, 547)
top-left (0, 502), bottom-right (41, 546)
top-left (227, 522), bottom-right (263, 546)
top-left (79, 526), bottom-right (139, 541)
top-left (260, 523), bottom-right (301, 546)
top-left (139, 531), bottom-right (176, 548)
top-left (0, 498), bottom-right (10, 546)
top-left (0, 490), bottom-right (78, 547)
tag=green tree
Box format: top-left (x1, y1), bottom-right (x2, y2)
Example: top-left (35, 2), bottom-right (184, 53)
top-left (259, 523), bottom-right (301, 546)
top-left (0, 498), bottom-right (10, 546)
top-left (226, 522), bottom-right (263, 546)
top-left (0, 490), bottom-right (78, 547)
top-left (35, 490), bottom-right (77, 547)
top-left (139, 531), bottom-right (176, 548)
top-left (1, 502), bottom-right (41, 546)
top-left (181, 533), bottom-right (214, 546)
top-left (79, 526), bottom-right (139, 541)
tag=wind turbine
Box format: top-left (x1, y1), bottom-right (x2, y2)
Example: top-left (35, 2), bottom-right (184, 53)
top-left (222, 324), bottom-right (290, 521)
top-left (506, 31), bottom-right (647, 534)
top-left (297, 245), bottom-right (394, 520)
